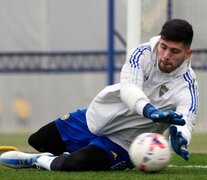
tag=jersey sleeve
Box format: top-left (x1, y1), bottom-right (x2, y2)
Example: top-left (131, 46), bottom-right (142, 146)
top-left (120, 44), bottom-right (152, 114)
top-left (174, 71), bottom-right (199, 143)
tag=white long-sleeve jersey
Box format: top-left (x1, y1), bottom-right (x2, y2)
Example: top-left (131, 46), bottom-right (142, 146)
top-left (86, 36), bottom-right (199, 151)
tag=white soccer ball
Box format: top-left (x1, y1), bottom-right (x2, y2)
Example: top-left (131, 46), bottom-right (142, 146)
top-left (129, 133), bottom-right (171, 173)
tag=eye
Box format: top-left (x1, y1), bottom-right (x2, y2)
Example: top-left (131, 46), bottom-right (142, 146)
top-left (160, 44), bottom-right (167, 50)
top-left (171, 49), bottom-right (181, 54)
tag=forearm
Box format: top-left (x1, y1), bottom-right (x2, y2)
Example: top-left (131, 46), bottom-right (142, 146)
top-left (120, 85), bottom-right (149, 113)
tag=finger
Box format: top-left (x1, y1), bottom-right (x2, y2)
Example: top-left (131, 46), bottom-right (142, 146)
top-left (176, 132), bottom-right (188, 145)
top-left (181, 144), bottom-right (188, 151)
top-left (173, 112), bottom-right (183, 118)
top-left (177, 134), bottom-right (189, 160)
top-left (180, 138), bottom-right (188, 146)
top-left (180, 147), bottom-right (189, 160)
top-left (170, 118), bottom-right (186, 126)
top-left (170, 126), bottom-right (177, 136)
top-left (164, 111), bottom-right (183, 119)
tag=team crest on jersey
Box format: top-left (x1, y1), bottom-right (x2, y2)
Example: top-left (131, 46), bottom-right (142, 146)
top-left (60, 113), bottom-right (70, 120)
top-left (159, 84), bottom-right (169, 97)
top-left (111, 151), bottom-right (118, 160)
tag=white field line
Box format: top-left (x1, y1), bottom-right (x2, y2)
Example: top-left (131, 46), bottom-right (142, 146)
top-left (168, 165), bottom-right (207, 169)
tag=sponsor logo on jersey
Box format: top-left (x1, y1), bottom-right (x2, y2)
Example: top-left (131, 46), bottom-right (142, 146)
top-left (159, 84), bottom-right (169, 97)
top-left (60, 113), bottom-right (70, 120)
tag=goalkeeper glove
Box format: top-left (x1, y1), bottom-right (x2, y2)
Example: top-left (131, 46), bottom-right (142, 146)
top-left (143, 103), bottom-right (185, 126)
top-left (169, 126), bottom-right (189, 160)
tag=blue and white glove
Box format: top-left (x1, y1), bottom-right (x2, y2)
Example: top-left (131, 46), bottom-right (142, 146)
top-left (143, 103), bottom-right (186, 126)
top-left (169, 126), bottom-right (189, 160)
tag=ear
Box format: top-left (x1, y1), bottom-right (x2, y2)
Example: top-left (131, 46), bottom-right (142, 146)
top-left (185, 49), bottom-right (192, 59)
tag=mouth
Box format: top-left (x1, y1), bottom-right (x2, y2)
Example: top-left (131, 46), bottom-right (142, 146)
top-left (161, 61), bottom-right (172, 66)
top-left (160, 62), bottom-right (172, 68)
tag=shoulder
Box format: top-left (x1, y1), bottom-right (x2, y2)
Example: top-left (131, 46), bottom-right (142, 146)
top-left (127, 36), bottom-right (160, 66)
top-left (183, 68), bottom-right (197, 81)
top-left (128, 43), bottom-right (151, 59)
top-left (126, 43), bottom-right (152, 69)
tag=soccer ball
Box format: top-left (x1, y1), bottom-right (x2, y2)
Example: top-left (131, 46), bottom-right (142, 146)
top-left (129, 133), bottom-right (171, 173)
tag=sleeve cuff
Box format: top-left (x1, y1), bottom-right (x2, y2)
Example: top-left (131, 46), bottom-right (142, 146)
top-left (135, 100), bottom-right (150, 116)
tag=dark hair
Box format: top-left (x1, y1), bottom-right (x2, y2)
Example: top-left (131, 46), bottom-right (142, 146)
top-left (160, 19), bottom-right (193, 48)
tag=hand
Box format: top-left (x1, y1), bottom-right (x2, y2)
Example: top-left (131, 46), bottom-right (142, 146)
top-left (169, 126), bottom-right (189, 160)
top-left (143, 103), bottom-right (186, 126)
top-left (150, 109), bottom-right (186, 125)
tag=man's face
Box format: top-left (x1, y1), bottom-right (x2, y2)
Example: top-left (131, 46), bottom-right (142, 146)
top-left (157, 38), bottom-right (192, 73)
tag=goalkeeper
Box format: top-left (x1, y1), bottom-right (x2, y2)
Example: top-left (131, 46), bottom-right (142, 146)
top-left (0, 19), bottom-right (198, 171)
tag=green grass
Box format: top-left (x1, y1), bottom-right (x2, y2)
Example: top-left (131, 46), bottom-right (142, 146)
top-left (0, 133), bottom-right (207, 179)
top-left (0, 154), bottom-right (207, 180)
top-left (188, 133), bottom-right (207, 153)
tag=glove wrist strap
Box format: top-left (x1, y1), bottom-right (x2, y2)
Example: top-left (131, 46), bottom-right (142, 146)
top-left (143, 103), bottom-right (157, 118)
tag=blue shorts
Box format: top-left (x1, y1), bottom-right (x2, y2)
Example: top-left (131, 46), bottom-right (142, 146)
top-left (55, 109), bottom-right (133, 169)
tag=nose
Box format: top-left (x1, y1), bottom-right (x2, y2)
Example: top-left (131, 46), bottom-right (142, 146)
top-left (163, 49), bottom-right (171, 60)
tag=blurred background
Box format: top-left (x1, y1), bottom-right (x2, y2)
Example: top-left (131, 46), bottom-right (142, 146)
top-left (0, 0), bottom-right (206, 138)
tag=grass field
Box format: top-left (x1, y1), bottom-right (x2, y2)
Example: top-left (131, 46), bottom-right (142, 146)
top-left (0, 154), bottom-right (206, 180)
top-left (0, 133), bottom-right (207, 180)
